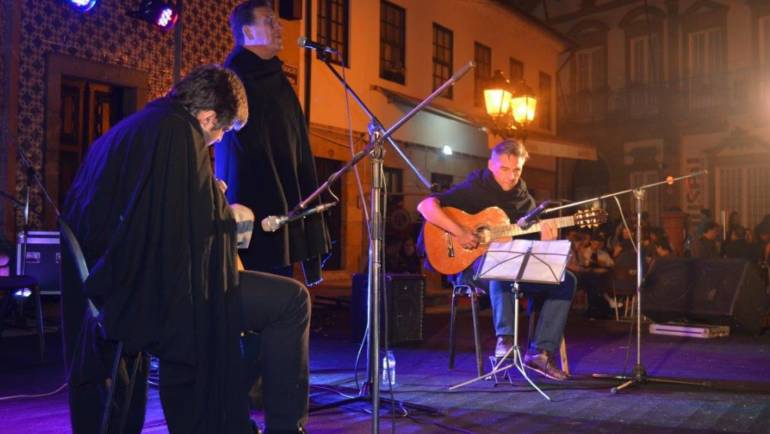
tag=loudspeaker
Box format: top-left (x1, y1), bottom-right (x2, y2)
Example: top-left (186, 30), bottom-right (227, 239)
top-left (644, 257), bottom-right (769, 333)
top-left (642, 257), bottom-right (694, 321)
top-left (351, 273), bottom-right (424, 345)
top-left (278, 0), bottom-right (302, 20)
top-left (691, 259), bottom-right (768, 333)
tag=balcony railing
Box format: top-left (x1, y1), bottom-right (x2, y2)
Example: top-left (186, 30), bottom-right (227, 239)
top-left (559, 67), bottom-right (770, 126)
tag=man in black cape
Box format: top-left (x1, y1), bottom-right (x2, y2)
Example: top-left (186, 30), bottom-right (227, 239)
top-left (215, 0), bottom-right (331, 283)
top-left (61, 65), bottom-right (311, 433)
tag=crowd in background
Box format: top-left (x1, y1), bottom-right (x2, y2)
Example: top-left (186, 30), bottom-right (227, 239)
top-left (565, 208), bottom-right (770, 320)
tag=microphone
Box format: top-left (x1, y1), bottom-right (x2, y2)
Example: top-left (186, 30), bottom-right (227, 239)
top-left (261, 202), bottom-right (336, 232)
top-left (516, 200), bottom-right (553, 230)
top-left (297, 36), bottom-right (338, 55)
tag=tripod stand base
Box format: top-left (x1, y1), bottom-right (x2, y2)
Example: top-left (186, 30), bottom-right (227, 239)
top-left (592, 364), bottom-right (711, 394)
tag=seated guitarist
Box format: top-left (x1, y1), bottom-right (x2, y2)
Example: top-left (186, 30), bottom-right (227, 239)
top-left (417, 139), bottom-right (575, 381)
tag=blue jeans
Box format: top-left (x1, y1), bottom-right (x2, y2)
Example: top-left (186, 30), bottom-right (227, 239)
top-left (489, 272), bottom-right (576, 354)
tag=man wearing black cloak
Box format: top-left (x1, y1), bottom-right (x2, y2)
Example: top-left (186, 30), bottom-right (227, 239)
top-left (215, 0), bottom-right (331, 284)
top-left (61, 65), bottom-right (310, 434)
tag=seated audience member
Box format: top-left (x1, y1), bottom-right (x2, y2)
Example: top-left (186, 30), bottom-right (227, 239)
top-left (723, 225), bottom-right (756, 261)
top-left (570, 232), bottom-right (615, 319)
top-left (691, 221), bottom-right (721, 259)
top-left (653, 238), bottom-right (673, 258)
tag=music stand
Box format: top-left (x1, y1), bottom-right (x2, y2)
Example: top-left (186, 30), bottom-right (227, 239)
top-left (449, 239), bottom-right (571, 402)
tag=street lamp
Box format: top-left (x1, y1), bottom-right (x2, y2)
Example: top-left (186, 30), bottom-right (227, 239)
top-left (483, 70), bottom-right (537, 140)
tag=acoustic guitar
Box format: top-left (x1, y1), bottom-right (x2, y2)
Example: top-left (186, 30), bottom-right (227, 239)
top-left (423, 206), bottom-right (607, 275)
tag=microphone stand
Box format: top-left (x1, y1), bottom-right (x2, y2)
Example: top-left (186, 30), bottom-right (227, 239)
top-left (544, 171), bottom-right (710, 393)
top-left (302, 54), bottom-right (475, 430)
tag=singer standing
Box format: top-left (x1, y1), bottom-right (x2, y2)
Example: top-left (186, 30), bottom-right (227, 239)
top-left (216, 1), bottom-right (330, 426)
top-left (217, 0), bottom-right (331, 283)
top-left (417, 139), bottom-right (575, 381)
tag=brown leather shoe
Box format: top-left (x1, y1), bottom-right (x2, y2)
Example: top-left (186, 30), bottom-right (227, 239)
top-left (523, 350), bottom-right (569, 381)
top-left (494, 335), bottom-right (514, 358)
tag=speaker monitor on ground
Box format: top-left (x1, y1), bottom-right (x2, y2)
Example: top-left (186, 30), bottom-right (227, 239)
top-left (643, 257), bottom-right (769, 334)
top-left (351, 273), bottom-right (424, 346)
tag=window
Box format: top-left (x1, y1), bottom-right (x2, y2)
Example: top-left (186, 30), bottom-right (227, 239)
top-left (474, 42), bottom-right (491, 107)
top-left (380, 1), bottom-right (406, 84)
top-left (509, 58), bottom-right (524, 82)
top-left (575, 46), bottom-right (604, 92)
top-left (431, 173), bottom-right (454, 192)
top-left (688, 27), bottom-right (724, 81)
top-left (687, 27), bottom-right (724, 109)
top-left (538, 72), bottom-right (552, 130)
top-left (317, 0), bottom-right (349, 66)
top-left (716, 165), bottom-right (770, 230)
top-left (574, 46), bottom-right (604, 118)
top-left (629, 33), bottom-right (660, 84)
top-left (432, 23), bottom-right (453, 99)
top-left (760, 15), bottom-right (770, 66)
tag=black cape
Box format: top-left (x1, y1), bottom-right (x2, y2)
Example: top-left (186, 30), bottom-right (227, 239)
top-left (215, 47), bottom-right (330, 281)
top-left (61, 98), bottom-right (249, 433)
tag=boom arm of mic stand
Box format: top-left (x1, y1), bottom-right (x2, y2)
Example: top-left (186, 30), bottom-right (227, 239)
top-left (291, 60), bottom-right (476, 214)
top-left (543, 170), bottom-right (708, 215)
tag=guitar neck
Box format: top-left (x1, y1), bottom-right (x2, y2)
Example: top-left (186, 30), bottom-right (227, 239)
top-left (496, 215), bottom-right (576, 239)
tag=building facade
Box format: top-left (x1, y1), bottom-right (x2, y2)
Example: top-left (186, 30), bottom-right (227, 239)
top-left (526, 0), bottom-right (770, 235)
top-left (2, 0), bottom-right (594, 286)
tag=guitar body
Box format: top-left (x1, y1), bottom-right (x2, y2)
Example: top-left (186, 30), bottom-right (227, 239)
top-left (423, 205), bottom-right (607, 275)
top-left (423, 206), bottom-right (511, 275)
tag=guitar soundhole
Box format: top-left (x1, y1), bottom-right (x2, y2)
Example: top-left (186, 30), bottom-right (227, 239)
top-left (474, 226), bottom-right (492, 245)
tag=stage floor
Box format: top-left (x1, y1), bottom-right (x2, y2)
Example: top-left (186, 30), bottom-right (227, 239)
top-left (1, 300), bottom-right (769, 433)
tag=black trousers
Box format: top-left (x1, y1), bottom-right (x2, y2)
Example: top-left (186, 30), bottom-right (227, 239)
top-left (67, 271), bottom-right (310, 434)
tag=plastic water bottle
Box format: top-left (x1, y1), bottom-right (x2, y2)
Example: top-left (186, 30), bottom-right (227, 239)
top-left (382, 350), bottom-right (396, 387)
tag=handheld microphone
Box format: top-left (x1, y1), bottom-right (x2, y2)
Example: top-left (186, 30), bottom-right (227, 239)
top-left (516, 200), bottom-right (553, 230)
top-left (297, 36), bottom-right (338, 55)
top-left (261, 202), bottom-right (337, 232)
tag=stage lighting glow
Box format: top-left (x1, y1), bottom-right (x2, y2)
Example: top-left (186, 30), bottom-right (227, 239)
top-left (442, 145), bottom-right (453, 156)
top-left (157, 7), bottom-right (176, 27)
top-left (129, 1), bottom-right (179, 30)
top-left (68, 0), bottom-right (98, 12)
top-left (13, 288), bottom-right (32, 299)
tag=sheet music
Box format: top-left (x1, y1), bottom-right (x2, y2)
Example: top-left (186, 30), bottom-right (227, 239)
top-left (476, 239), bottom-right (571, 284)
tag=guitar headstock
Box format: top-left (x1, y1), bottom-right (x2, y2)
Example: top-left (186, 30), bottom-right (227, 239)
top-left (574, 208), bottom-right (608, 229)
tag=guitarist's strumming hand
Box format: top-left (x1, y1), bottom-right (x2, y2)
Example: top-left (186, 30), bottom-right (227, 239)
top-left (457, 227), bottom-right (480, 250)
top-left (540, 219), bottom-right (558, 241)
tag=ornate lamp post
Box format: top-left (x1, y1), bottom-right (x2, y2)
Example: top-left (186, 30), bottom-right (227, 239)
top-left (483, 70), bottom-right (537, 141)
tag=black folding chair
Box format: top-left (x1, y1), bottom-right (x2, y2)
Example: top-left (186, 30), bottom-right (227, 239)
top-left (60, 219), bottom-right (144, 434)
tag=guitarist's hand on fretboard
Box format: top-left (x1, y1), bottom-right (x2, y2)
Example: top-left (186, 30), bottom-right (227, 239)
top-left (540, 219), bottom-right (558, 241)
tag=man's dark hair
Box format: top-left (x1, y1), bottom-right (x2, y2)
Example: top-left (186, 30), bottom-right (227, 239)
top-left (230, 0), bottom-right (273, 46)
top-left (491, 139), bottom-right (529, 161)
top-left (703, 221), bottom-right (720, 233)
top-left (168, 65), bottom-right (248, 131)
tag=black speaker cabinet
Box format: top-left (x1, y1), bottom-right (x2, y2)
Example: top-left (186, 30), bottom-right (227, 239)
top-left (644, 258), bottom-right (769, 333)
top-left (351, 273), bottom-right (424, 345)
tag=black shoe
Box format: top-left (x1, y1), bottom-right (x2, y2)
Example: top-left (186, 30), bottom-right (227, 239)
top-left (523, 350), bottom-right (569, 381)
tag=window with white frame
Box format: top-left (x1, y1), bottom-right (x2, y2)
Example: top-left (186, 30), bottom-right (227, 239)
top-left (688, 27), bottom-right (723, 82)
top-left (629, 33), bottom-right (660, 84)
top-left (759, 15), bottom-right (770, 66)
top-left (715, 165), bottom-right (770, 229)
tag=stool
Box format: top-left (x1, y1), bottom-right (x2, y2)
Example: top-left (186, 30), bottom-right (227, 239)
top-left (448, 283), bottom-right (484, 377)
top-left (0, 275), bottom-right (44, 359)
